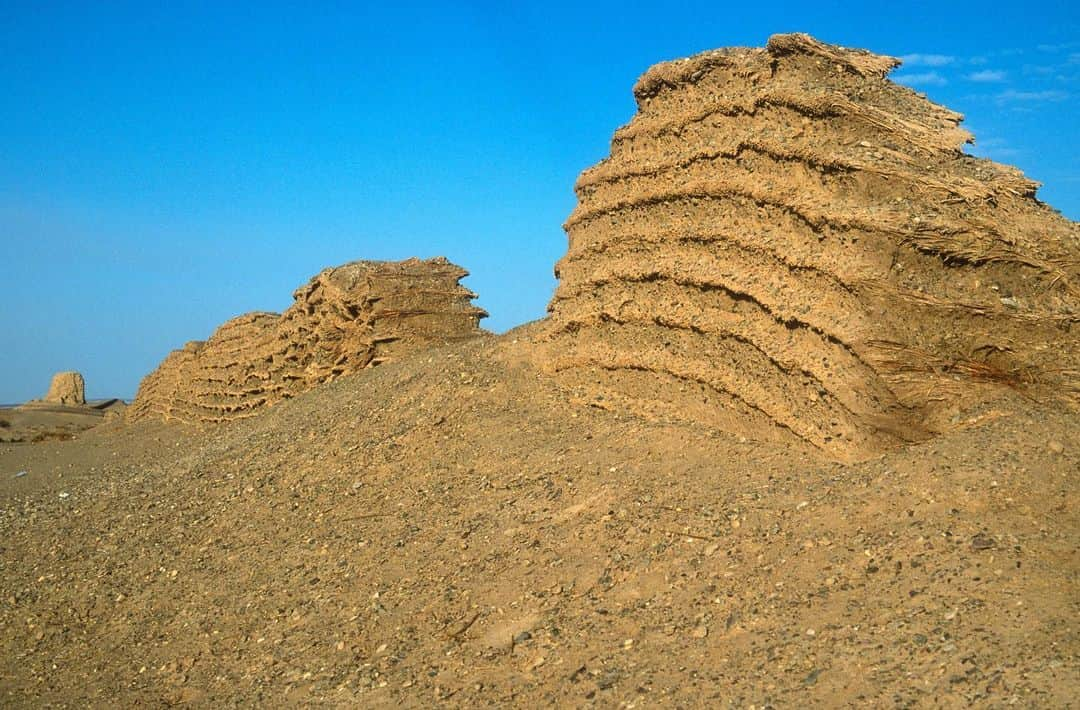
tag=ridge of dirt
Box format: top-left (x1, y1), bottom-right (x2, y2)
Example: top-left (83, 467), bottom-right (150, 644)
top-left (542, 32), bottom-right (1079, 462)
top-left (128, 257), bottom-right (487, 425)
top-left (1, 332), bottom-right (1077, 707)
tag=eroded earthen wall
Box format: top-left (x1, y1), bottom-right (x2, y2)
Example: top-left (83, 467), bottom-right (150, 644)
top-left (130, 257), bottom-right (486, 424)
top-left (544, 33), bottom-right (1079, 460)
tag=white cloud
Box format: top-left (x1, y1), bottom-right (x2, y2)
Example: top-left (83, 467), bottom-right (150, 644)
top-left (894, 71), bottom-right (948, 87)
top-left (1037, 42), bottom-right (1080, 53)
top-left (1023, 64), bottom-right (1057, 76)
top-left (899, 53), bottom-right (955, 67)
top-left (996, 89), bottom-right (1070, 103)
top-left (965, 135), bottom-right (1022, 160)
top-left (967, 69), bottom-right (1006, 82)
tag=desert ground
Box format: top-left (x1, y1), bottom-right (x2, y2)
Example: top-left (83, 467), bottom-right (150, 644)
top-left (1, 328), bottom-right (1077, 706)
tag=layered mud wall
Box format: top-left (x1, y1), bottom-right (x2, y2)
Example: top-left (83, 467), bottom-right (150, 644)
top-left (44, 371), bottom-right (86, 406)
top-left (544, 33), bottom-right (1079, 461)
top-left (129, 257), bottom-right (486, 424)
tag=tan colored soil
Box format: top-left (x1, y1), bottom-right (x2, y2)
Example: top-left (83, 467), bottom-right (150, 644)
top-left (0, 34), bottom-right (1077, 708)
top-left (1, 331), bottom-right (1077, 706)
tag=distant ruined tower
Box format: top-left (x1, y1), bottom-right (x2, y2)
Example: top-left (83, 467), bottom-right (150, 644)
top-left (44, 371), bottom-right (86, 406)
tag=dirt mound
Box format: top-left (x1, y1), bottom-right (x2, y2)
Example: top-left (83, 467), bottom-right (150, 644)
top-left (128, 257), bottom-right (487, 424)
top-left (543, 32), bottom-right (1079, 461)
top-left (1, 333), bottom-right (1077, 706)
top-left (42, 371), bottom-right (85, 406)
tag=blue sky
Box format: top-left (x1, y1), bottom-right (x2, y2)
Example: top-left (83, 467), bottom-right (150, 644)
top-left (1, 1), bottom-right (1077, 402)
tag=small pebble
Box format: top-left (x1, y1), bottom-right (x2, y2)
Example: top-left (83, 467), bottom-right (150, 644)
top-left (15, 471), bottom-right (28, 478)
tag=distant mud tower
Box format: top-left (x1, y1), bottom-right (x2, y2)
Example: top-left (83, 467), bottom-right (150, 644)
top-left (44, 371), bottom-right (86, 406)
top-left (129, 257), bottom-right (486, 424)
top-left (545, 33), bottom-right (1078, 461)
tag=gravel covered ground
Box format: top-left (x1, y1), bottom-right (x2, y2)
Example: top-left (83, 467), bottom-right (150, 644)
top-left (1, 333), bottom-right (1076, 707)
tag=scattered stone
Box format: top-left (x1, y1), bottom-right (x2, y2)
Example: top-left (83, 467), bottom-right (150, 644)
top-left (971, 533), bottom-right (996, 550)
top-left (58, 492), bottom-right (70, 500)
top-left (513, 631), bottom-right (533, 644)
top-left (596, 669), bottom-right (620, 690)
top-left (999, 296), bottom-right (1020, 309)
top-left (14, 470), bottom-right (27, 478)
top-left (690, 625), bottom-right (708, 639)
top-left (1048, 440), bottom-right (1065, 455)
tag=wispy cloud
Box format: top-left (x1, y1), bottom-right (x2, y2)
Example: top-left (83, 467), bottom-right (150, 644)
top-left (899, 53), bottom-right (955, 67)
top-left (967, 69), bottom-right (1006, 82)
top-left (894, 71), bottom-right (948, 87)
top-left (996, 89), bottom-right (1070, 104)
top-left (1023, 64), bottom-right (1058, 76)
top-left (965, 134), bottom-right (1023, 160)
top-left (1037, 41), bottom-right (1080, 53)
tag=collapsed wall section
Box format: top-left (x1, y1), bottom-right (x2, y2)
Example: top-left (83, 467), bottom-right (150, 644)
top-left (544, 33), bottom-right (1079, 460)
top-left (129, 257), bottom-right (487, 424)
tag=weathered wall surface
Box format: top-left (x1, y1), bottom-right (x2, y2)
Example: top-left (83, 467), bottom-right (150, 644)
top-left (44, 371), bottom-right (86, 406)
top-left (544, 33), bottom-right (1079, 460)
top-left (129, 257), bottom-right (486, 424)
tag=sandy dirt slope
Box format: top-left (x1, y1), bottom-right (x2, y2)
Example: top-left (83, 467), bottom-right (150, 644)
top-left (0, 401), bottom-right (125, 445)
top-left (1, 329), bottom-right (1076, 707)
